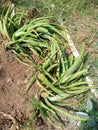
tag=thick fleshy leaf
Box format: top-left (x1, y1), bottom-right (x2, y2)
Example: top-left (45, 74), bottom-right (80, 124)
top-left (76, 112), bottom-right (89, 119)
top-left (87, 99), bottom-right (94, 113)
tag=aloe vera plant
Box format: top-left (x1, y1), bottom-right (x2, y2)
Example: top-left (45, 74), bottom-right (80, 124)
top-left (27, 43), bottom-right (93, 129)
top-left (0, 4), bottom-right (25, 39)
top-left (5, 16), bottom-right (67, 66)
top-left (0, 6), bottom-right (95, 129)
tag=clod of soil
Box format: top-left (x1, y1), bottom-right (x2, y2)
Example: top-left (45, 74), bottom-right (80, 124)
top-left (0, 112), bottom-right (17, 130)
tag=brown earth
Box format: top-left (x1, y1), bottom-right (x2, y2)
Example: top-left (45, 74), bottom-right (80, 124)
top-left (0, 33), bottom-right (40, 129)
top-left (0, 43), bottom-right (33, 129)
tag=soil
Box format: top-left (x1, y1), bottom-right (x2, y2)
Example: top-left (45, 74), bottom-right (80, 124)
top-left (0, 42), bottom-right (32, 129)
top-left (0, 34), bottom-right (38, 129)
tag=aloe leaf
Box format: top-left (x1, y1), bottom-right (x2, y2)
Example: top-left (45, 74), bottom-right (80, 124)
top-left (57, 44), bottom-right (85, 83)
top-left (47, 113), bottom-right (63, 129)
top-left (23, 74), bottom-right (36, 95)
top-left (53, 96), bottom-right (86, 106)
top-left (42, 24), bottom-right (66, 40)
top-left (36, 80), bottom-right (53, 96)
top-left (40, 101), bottom-right (55, 114)
top-left (87, 99), bottom-right (94, 113)
top-left (13, 51), bottom-right (30, 66)
top-left (60, 81), bottom-right (87, 89)
top-left (45, 98), bottom-right (88, 121)
top-left (76, 112), bottom-right (89, 119)
top-left (48, 93), bottom-right (72, 102)
top-left (39, 73), bottom-right (64, 95)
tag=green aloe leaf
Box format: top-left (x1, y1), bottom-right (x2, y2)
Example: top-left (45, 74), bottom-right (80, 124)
top-left (87, 99), bottom-right (94, 113)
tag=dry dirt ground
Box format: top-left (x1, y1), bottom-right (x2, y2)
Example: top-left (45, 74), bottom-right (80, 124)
top-left (0, 38), bottom-right (33, 130)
